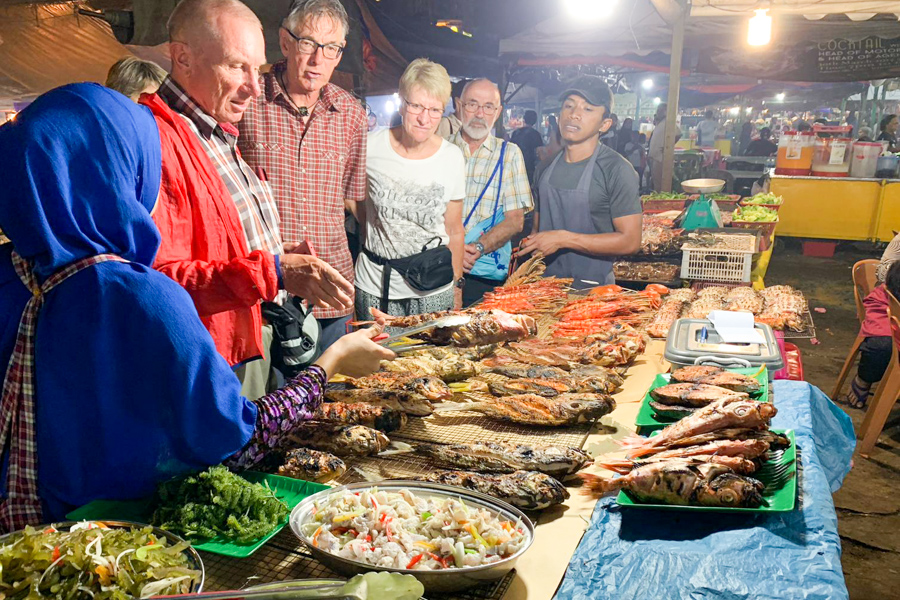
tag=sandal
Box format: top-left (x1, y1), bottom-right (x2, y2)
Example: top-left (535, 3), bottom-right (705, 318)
top-left (846, 378), bottom-right (870, 409)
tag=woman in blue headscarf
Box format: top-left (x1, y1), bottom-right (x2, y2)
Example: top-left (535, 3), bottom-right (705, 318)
top-left (0, 83), bottom-right (392, 530)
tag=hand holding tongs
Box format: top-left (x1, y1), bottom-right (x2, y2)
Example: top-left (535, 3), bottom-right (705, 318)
top-left (375, 314), bottom-right (471, 353)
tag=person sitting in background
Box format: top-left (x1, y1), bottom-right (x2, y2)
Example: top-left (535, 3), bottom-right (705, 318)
top-left (510, 109), bottom-right (544, 184)
top-left (744, 127), bottom-right (777, 156)
top-left (857, 127), bottom-right (873, 142)
top-left (105, 56), bottom-right (167, 101)
top-left (0, 83), bottom-right (393, 528)
top-left (437, 78), bottom-right (468, 140)
top-left (843, 260), bottom-right (900, 409)
top-left (878, 114), bottom-right (900, 153)
top-left (738, 122), bottom-right (753, 156)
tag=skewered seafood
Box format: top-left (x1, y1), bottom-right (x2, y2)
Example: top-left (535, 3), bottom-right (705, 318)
top-left (649, 383), bottom-right (750, 407)
top-left (419, 470), bottom-right (570, 510)
top-left (417, 441), bottom-right (593, 477)
top-left (324, 388), bottom-right (434, 417)
top-left (276, 448), bottom-right (347, 483)
top-left (479, 275), bottom-right (571, 315)
top-left (438, 393), bottom-right (615, 426)
top-left (342, 373), bottom-right (452, 401)
top-left (647, 298), bottom-right (688, 338)
top-left (313, 402), bottom-right (407, 433)
top-left (286, 423), bottom-right (390, 456)
top-left (581, 460), bottom-right (765, 507)
top-left (620, 397), bottom-right (777, 457)
top-left (670, 366), bottom-right (762, 394)
top-left (381, 354), bottom-right (477, 382)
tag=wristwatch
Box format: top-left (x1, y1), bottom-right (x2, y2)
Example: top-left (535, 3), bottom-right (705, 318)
top-left (474, 241), bottom-right (485, 256)
top-left (455, 276), bottom-right (467, 289)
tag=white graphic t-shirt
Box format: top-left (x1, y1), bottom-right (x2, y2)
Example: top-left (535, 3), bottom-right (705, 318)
top-left (356, 128), bottom-right (466, 299)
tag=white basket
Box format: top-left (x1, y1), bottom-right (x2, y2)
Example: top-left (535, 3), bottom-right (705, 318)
top-left (680, 246), bottom-right (754, 283)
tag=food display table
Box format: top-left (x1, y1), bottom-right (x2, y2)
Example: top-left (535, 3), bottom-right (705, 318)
top-left (198, 341), bottom-right (852, 600)
top-left (555, 380), bottom-right (855, 600)
top-left (771, 175), bottom-right (900, 242)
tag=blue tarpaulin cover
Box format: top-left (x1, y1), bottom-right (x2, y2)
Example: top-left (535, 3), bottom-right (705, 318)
top-left (555, 380), bottom-right (855, 600)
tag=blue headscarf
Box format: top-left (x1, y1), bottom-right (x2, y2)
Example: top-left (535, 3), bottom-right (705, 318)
top-left (0, 83), bottom-right (256, 519)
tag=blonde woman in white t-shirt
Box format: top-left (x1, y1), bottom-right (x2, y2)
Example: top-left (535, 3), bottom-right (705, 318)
top-left (355, 58), bottom-right (466, 317)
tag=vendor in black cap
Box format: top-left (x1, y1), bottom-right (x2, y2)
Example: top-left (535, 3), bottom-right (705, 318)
top-left (520, 76), bottom-right (641, 288)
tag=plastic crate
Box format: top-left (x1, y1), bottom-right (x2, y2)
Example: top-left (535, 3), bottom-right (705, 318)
top-left (680, 232), bottom-right (757, 283)
top-left (731, 220), bottom-right (778, 251)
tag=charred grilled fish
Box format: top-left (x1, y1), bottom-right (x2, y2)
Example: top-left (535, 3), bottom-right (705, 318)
top-left (489, 376), bottom-right (618, 397)
top-left (649, 383), bottom-right (749, 407)
top-left (486, 364), bottom-right (571, 379)
top-left (670, 366), bottom-right (761, 394)
top-left (581, 460), bottom-right (765, 507)
top-left (421, 344), bottom-right (498, 361)
top-left (313, 402), bottom-right (407, 433)
top-left (420, 310), bottom-right (538, 347)
top-left (286, 422), bottom-right (390, 456)
top-left (438, 393), bottom-right (615, 426)
top-left (663, 428), bottom-right (791, 450)
top-left (343, 373), bottom-right (452, 401)
top-left (621, 397), bottom-right (777, 457)
top-left (417, 441), bottom-right (593, 477)
top-left (649, 401), bottom-right (698, 420)
top-left (276, 448), bottom-right (347, 483)
top-left (324, 388), bottom-right (434, 417)
top-left (600, 454), bottom-right (759, 475)
top-left (419, 470), bottom-right (570, 510)
top-left (381, 354), bottom-right (477, 382)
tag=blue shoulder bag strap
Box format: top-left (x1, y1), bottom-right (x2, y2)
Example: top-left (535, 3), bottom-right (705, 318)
top-left (464, 141), bottom-right (507, 228)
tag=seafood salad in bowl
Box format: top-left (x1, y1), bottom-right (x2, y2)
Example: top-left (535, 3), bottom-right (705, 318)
top-left (290, 481), bottom-right (534, 592)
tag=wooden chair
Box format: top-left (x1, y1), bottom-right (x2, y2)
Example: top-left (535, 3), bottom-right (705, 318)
top-left (830, 259), bottom-right (880, 400)
top-left (857, 290), bottom-right (900, 456)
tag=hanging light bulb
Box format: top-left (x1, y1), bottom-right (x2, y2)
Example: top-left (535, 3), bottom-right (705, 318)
top-left (748, 9), bottom-right (772, 46)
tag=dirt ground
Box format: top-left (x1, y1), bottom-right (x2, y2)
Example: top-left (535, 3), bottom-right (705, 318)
top-left (764, 239), bottom-right (900, 599)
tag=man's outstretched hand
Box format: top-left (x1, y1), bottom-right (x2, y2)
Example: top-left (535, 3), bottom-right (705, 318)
top-left (280, 253), bottom-right (353, 311)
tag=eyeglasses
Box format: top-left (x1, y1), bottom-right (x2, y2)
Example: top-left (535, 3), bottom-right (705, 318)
top-left (403, 99), bottom-right (444, 120)
top-left (281, 27), bottom-right (344, 60)
top-left (462, 100), bottom-right (499, 116)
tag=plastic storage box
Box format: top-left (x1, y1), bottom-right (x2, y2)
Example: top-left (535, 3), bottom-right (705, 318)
top-left (680, 230), bottom-right (758, 283)
top-left (664, 318), bottom-right (785, 385)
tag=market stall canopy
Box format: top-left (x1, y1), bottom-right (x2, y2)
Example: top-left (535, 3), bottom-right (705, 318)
top-left (0, 1), bottom-right (129, 101)
top-left (500, 0), bottom-right (900, 82)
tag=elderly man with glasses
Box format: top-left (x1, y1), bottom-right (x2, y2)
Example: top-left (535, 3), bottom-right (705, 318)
top-left (238, 0), bottom-right (366, 349)
top-left (448, 79), bottom-right (533, 306)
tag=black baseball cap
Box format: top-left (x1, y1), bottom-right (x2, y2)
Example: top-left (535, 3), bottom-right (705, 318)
top-left (559, 75), bottom-right (613, 110)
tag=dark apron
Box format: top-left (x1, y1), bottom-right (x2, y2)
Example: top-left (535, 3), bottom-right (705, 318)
top-left (537, 144), bottom-right (615, 289)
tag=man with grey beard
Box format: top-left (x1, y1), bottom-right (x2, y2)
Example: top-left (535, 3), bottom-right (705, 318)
top-left (448, 79), bottom-right (533, 306)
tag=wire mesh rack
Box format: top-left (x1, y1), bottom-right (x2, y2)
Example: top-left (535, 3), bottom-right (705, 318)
top-left (201, 527), bottom-right (516, 600)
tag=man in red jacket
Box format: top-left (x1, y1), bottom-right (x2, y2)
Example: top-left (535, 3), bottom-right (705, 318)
top-left (141, 0), bottom-right (352, 399)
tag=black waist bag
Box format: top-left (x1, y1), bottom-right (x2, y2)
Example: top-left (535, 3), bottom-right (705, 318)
top-left (364, 237), bottom-right (454, 311)
top-left (261, 296), bottom-right (321, 377)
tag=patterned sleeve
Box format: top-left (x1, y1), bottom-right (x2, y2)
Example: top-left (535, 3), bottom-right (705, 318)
top-left (344, 114), bottom-right (368, 203)
top-left (503, 143), bottom-right (535, 212)
top-left (224, 365), bottom-right (327, 470)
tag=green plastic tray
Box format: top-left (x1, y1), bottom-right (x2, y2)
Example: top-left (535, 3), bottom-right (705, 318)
top-left (616, 429), bottom-right (797, 513)
top-left (635, 366), bottom-right (769, 432)
top-left (66, 471), bottom-right (328, 557)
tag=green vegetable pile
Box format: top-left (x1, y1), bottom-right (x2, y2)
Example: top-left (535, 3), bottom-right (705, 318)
top-left (642, 192), bottom-right (689, 201)
top-left (707, 193), bottom-right (736, 201)
top-left (152, 466), bottom-right (289, 545)
top-left (743, 192), bottom-right (783, 205)
top-left (733, 205), bottom-right (779, 222)
top-left (0, 522), bottom-right (200, 599)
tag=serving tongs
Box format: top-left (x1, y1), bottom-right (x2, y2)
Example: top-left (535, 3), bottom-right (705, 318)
top-left (377, 314), bottom-right (471, 353)
top-left (155, 582), bottom-right (359, 600)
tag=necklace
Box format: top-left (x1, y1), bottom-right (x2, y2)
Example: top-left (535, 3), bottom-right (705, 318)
top-left (278, 72), bottom-right (311, 117)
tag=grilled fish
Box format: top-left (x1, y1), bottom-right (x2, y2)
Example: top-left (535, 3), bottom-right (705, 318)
top-left (419, 470), bottom-right (570, 510)
top-left (438, 393), bottom-right (615, 426)
top-left (670, 366), bottom-right (762, 394)
top-left (276, 448), bottom-right (347, 483)
top-left (581, 460), bottom-right (765, 507)
top-left (420, 344), bottom-right (498, 361)
top-left (313, 402), bottom-right (407, 433)
top-left (621, 397), bottom-right (777, 458)
top-left (286, 423), bottom-right (390, 456)
top-left (648, 401), bottom-right (698, 420)
top-left (486, 364), bottom-right (571, 379)
top-left (417, 441), bottom-right (593, 477)
top-left (381, 354), bottom-right (477, 382)
top-left (649, 383), bottom-right (749, 407)
top-left (343, 373), bottom-right (452, 401)
top-left (489, 376), bottom-right (618, 397)
top-left (643, 438), bottom-right (770, 461)
top-left (600, 454), bottom-right (759, 475)
top-left (661, 428), bottom-right (790, 451)
top-left (324, 388), bottom-right (434, 417)
top-left (420, 310), bottom-right (538, 347)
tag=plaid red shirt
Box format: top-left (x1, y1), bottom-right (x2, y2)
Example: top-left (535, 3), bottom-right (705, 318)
top-left (238, 62), bottom-right (367, 319)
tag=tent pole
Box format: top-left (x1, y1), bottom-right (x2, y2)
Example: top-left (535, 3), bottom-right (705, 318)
top-left (661, 0), bottom-right (687, 193)
top-left (635, 79), bottom-right (642, 124)
top-left (860, 84), bottom-right (869, 128)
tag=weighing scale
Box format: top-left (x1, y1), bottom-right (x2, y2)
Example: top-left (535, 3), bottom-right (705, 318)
top-left (679, 178), bottom-right (725, 230)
